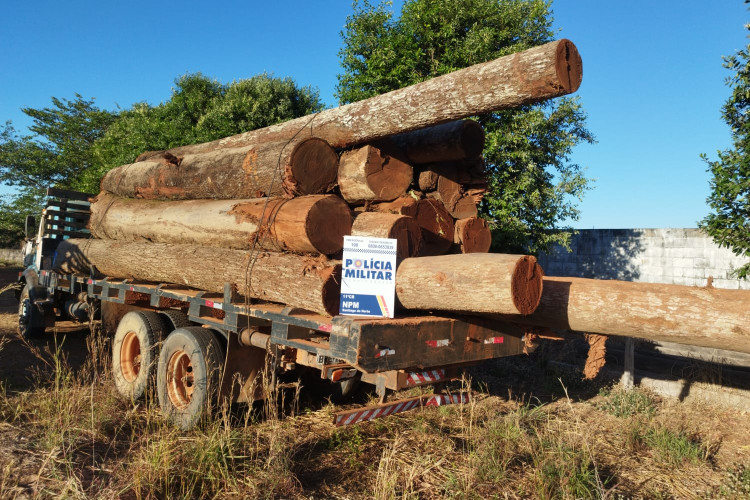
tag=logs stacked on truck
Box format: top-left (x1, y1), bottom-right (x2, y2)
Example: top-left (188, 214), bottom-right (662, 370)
top-left (54, 39), bottom-right (582, 317)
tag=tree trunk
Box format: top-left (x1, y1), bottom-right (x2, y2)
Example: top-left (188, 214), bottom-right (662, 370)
top-left (338, 145), bottom-right (413, 204)
top-left (453, 217), bottom-right (491, 254)
top-left (89, 192), bottom-right (352, 255)
top-left (158, 39), bottom-right (582, 156)
top-left (100, 137), bottom-right (338, 200)
top-left (507, 277), bottom-right (750, 353)
top-left (53, 239), bottom-right (342, 316)
top-left (414, 199), bottom-right (455, 256)
top-left (396, 254), bottom-right (543, 315)
top-left (351, 212), bottom-right (422, 259)
top-left (392, 120), bottom-right (485, 164)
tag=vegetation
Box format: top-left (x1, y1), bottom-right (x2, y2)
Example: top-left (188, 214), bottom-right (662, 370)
top-left (337, 0), bottom-right (595, 254)
top-left (0, 74), bottom-right (322, 247)
top-left (700, 10), bottom-right (750, 278)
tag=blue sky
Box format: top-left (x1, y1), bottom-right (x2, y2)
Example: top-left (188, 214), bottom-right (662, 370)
top-left (1, 1), bottom-right (747, 229)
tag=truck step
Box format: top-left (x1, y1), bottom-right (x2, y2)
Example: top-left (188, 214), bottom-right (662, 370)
top-left (333, 392), bottom-right (470, 426)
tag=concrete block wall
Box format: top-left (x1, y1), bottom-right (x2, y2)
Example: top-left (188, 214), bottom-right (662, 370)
top-left (537, 228), bottom-right (750, 290)
top-left (0, 248), bottom-right (22, 264)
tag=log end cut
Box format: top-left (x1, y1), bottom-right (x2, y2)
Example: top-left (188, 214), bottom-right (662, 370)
top-left (287, 138), bottom-right (339, 195)
top-left (511, 255), bottom-right (544, 315)
top-left (320, 264), bottom-right (343, 316)
top-left (556, 39), bottom-right (583, 94)
top-left (306, 196), bottom-right (353, 255)
top-left (415, 199), bottom-right (455, 256)
top-left (454, 217), bottom-right (491, 254)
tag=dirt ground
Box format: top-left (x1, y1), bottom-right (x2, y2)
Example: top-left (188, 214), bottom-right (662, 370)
top-left (0, 265), bottom-right (749, 498)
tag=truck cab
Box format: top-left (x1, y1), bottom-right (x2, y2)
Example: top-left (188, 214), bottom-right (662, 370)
top-left (17, 188), bottom-right (92, 336)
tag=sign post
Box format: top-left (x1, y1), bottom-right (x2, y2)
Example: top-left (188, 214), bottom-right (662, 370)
top-left (339, 235), bottom-right (397, 318)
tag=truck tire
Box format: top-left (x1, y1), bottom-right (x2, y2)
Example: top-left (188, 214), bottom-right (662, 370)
top-left (158, 309), bottom-right (192, 332)
top-left (112, 311), bottom-right (168, 401)
top-left (17, 284), bottom-right (46, 339)
top-left (157, 327), bottom-right (224, 430)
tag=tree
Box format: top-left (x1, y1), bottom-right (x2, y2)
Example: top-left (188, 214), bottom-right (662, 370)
top-left (87, 73), bottom-right (324, 190)
top-left (700, 18), bottom-right (750, 279)
top-left (337, 0), bottom-right (594, 254)
top-left (0, 95), bottom-right (116, 245)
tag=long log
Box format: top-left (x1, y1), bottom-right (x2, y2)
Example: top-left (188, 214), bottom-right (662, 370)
top-left (508, 277), bottom-right (750, 353)
top-left (53, 239), bottom-right (342, 316)
top-left (393, 120), bottom-right (485, 164)
top-left (396, 254), bottom-right (543, 315)
top-left (453, 217), bottom-right (492, 254)
top-left (158, 39), bottom-right (582, 156)
top-left (338, 145), bottom-right (413, 203)
top-left (89, 192), bottom-right (352, 255)
top-left (351, 212), bottom-right (422, 259)
top-left (100, 137), bottom-right (338, 200)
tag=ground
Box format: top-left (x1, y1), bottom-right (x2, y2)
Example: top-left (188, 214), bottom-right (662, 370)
top-left (0, 264), bottom-right (749, 499)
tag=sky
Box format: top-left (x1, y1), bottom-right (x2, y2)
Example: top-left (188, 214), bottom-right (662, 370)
top-left (1, 0), bottom-right (747, 229)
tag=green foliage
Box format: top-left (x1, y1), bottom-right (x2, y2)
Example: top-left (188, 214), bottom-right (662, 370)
top-left (0, 95), bottom-right (116, 245)
top-left (337, 0), bottom-right (594, 254)
top-left (597, 386), bottom-right (658, 419)
top-left (643, 426), bottom-right (708, 467)
top-left (700, 17), bottom-right (750, 279)
top-left (87, 73), bottom-right (323, 191)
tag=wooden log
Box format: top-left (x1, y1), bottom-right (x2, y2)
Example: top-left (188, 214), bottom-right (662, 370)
top-left (371, 196), bottom-right (420, 217)
top-left (89, 192), bottom-right (352, 255)
top-left (351, 212), bottom-right (422, 259)
top-left (159, 40), bottom-right (582, 156)
top-left (506, 277), bottom-right (750, 353)
top-left (396, 254), bottom-right (543, 315)
top-left (414, 199), bottom-right (455, 256)
top-left (100, 137), bottom-right (338, 200)
top-left (53, 239), bottom-right (342, 316)
top-left (393, 120), bottom-right (485, 164)
top-left (453, 217), bottom-right (491, 254)
top-left (338, 145), bottom-right (413, 203)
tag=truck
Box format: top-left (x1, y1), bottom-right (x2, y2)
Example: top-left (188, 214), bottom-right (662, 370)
top-left (16, 188), bottom-right (527, 430)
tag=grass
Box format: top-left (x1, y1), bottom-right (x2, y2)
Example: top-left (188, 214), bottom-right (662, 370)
top-left (0, 323), bottom-right (747, 498)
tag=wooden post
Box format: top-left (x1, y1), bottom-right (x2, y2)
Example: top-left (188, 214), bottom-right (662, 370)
top-left (621, 337), bottom-right (635, 390)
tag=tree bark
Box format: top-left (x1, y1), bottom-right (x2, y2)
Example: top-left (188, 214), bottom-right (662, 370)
top-left (453, 217), bottom-right (491, 254)
top-left (338, 145), bottom-right (413, 204)
top-left (396, 254), bottom-right (543, 315)
top-left (506, 277), bottom-right (750, 353)
top-left (414, 199), bottom-right (455, 256)
top-left (157, 39), bottom-right (582, 156)
top-left (53, 239), bottom-right (342, 316)
top-left (89, 192), bottom-right (352, 255)
top-left (393, 120), bottom-right (484, 164)
top-left (100, 137), bottom-right (338, 200)
top-left (351, 212), bottom-right (422, 259)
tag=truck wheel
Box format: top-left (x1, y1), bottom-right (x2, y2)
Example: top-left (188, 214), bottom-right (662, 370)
top-left (157, 327), bottom-right (224, 430)
top-left (17, 285), bottom-right (46, 339)
top-left (112, 311), bottom-right (168, 401)
top-left (158, 309), bottom-right (192, 332)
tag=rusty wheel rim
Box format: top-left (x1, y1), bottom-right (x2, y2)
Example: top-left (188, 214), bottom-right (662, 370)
top-left (166, 349), bottom-right (193, 410)
top-left (120, 331), bottom-right (141, 382)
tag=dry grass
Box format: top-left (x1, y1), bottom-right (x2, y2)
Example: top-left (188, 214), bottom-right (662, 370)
top-left (0, 301), bottom-right (748, 499)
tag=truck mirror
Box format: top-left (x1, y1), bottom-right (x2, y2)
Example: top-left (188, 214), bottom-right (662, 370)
top-left (24, 215), bottom-right (36, 239)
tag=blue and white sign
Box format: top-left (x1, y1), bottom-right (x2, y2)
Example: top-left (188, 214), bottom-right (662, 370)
top-left (339, 235), bottom-right (397, 318)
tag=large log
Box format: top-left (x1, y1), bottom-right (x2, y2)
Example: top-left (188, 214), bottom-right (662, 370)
top-left (100, 137), bottom-right (338, 200)
top-left (338, 145), bottom-right (413, 203)
top-left (351, 212), bottom-right (422, 259)
top-left (396, 254), bottom-right (543, 315)
top-left (453, 217), bottom-right (492, 254)
top-left (508, 277), bottom-right (750, 353)
top-left (89, 192), bottom-right (352, 255)
top-left (53, 239), bottom-right (342, 316)
top-left (158, 40), bottom-right (582, 156)
top-left (414, 199), bottom-right (455, 256)
top-left (393, 120), bottom-right (485, 164)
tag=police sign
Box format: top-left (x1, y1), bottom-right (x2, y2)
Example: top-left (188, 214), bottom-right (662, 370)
top-left (339, 235), bottom-right (397, 318)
